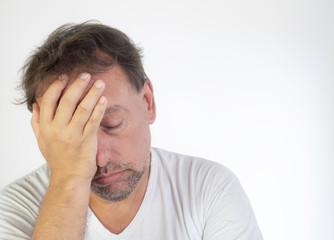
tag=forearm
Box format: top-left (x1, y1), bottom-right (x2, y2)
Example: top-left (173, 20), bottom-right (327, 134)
top-left (32, 178), bottom-right (91, 240)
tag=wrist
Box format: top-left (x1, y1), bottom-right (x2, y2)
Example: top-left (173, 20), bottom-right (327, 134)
top-left (49, 171), bottom-right (93, 185)
top-left (49, 175), bottom-right (92, 194)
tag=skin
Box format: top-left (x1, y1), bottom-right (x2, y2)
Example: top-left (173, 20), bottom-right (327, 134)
top-left (30, 65), bottom-right (156, 238)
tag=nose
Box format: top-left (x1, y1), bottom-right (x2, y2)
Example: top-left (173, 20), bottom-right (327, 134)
top-left (96, 132), bottom-right (110, 168)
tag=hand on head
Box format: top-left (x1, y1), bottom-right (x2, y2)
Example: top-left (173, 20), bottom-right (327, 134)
top-left (31, 73), bottom-right (107, 184)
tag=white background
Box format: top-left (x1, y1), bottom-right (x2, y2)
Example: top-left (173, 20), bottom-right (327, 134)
top-left (0, 0), bottom-right (333, 239)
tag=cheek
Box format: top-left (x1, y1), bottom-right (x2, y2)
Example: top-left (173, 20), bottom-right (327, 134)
top-left (121, 118), bottom-right (151, 165)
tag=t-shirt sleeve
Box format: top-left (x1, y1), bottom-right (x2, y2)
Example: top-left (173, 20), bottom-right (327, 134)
top-left (0, 165), bottom-right (48, 240)
top-left (202, 170), bottom-right (263, 240)
top-left (0, 186), bottom-right (37, 239)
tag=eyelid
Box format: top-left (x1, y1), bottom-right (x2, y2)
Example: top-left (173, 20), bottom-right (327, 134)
top-left (105, 120), bottom-right (123, 130)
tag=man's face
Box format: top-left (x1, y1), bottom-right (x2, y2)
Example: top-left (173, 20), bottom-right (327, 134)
top-left (86, 65), bottom-right (156, 201)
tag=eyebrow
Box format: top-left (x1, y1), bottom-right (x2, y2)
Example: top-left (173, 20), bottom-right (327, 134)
top-left (104, 105), bottom-right (127, 115)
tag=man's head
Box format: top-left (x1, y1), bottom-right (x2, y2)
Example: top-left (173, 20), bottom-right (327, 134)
top-left (20, 21), bottom-right (147, 112)
top-left (21, 22), bottom-right (156, 202)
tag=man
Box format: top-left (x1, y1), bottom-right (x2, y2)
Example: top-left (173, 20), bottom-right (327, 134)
top-left (0, 22), bottom-right (263, 239)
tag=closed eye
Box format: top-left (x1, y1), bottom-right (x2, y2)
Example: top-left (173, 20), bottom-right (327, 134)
top-left (104, 121), bottom-right (123, 130)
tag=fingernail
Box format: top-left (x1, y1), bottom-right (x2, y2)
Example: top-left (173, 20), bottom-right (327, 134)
top-left (95, 80), bottom-right (105, 88)
top-left (58, 74), bottom-right (68, 85)
top-left (58, 74), bottom-right (64, 80)
top-left (32, 103), bottom-right (37, 112)
top-left (99, 96), bottom-right (107, 104)
top-left (80, 73), bottom-right (90, 80)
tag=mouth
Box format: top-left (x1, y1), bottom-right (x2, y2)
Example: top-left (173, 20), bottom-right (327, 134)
top-left (92, 170), bottom-right (129, 185)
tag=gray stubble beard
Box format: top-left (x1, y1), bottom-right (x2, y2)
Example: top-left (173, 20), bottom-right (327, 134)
top-left (90, 163), bottom-right (148, 202)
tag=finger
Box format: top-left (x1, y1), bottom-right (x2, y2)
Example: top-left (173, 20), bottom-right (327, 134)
top-left (31, 102), bottom-right (40, 138)
top-left (55, 73), bottom-right (91, 125)
top-left (83, 96), bottom-right (107, 136)
top-left (39, 76), bottom-right (68, 124)
top-left (70, 80), bottom-right (106, 131)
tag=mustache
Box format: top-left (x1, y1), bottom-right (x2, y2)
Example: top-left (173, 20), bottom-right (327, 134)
top-left (94, 161), bottom-right (132, 177)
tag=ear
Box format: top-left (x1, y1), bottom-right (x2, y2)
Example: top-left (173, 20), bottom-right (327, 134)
top-left (141, 79), bottom-right (156, 124)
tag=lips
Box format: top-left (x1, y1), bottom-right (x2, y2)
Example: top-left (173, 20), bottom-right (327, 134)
top-left (93, 170), bottom-right (128, 185)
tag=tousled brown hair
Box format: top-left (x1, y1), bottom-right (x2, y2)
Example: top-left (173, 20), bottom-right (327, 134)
top-left (18, 21), bottom-right (147, 111)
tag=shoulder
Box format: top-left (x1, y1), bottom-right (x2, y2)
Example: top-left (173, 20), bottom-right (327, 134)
top-left (151, 147), bottom-right (235, 186)
top-left (150, 148), bottom-right (263, 239)
top-left (0, 164), bottom-right (50, 202)
top-left (0, 164), bottom-right (50, 239)
top-left (151, 147), bottom-right (239, 211)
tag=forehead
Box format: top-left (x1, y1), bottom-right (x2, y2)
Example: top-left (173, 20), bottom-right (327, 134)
top-left (91, 64), bottom-right (128, 82)
top-left (87, 65), bottom-right (131, 91)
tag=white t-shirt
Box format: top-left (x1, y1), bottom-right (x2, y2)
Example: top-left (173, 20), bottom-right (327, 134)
top-left (0, 148), bottom-right (263, 240)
